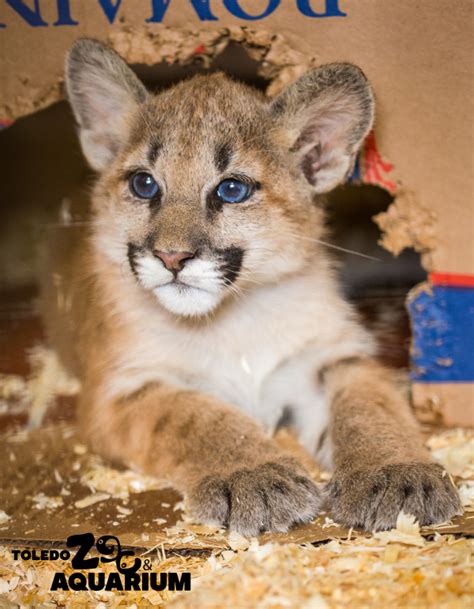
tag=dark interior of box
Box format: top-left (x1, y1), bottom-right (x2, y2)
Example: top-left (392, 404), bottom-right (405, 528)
top-left (0, 43), bottom-right (426, 427)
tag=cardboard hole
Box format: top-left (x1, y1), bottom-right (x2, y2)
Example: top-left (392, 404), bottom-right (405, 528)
top-left (327, 184), bottom-right (426, 299)
top-left (0, 101), bottom-right (89, 290)
top-left (327, 184), bottom-right (427, 368)
top-left (0, 38), bottom-right (422, 371)
top-left (133, 42), bottom-right (270, 92)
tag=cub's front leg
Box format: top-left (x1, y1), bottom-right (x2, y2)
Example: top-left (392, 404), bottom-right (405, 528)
top-left (79, 382), bottom-right (321, 536)
top-left (322, 358), bottom-right (462, 531)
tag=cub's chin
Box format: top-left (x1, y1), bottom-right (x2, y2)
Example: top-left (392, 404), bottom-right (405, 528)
top-left (152, 283), bottom-right (225, 318)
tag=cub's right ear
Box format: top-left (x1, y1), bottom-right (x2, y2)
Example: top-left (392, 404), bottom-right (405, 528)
top-left (65, 38), bottom-right (148, 171)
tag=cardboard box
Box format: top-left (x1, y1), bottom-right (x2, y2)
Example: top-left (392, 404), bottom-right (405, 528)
top-left (0, 0), bottom-right (472, 425)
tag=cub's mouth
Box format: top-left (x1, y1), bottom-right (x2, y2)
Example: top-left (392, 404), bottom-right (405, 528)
top-left (127, 243), bottom-right (244, 317)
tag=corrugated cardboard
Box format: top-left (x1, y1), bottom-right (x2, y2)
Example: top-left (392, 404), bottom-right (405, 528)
top-left (0, 1), bottom-right (472, 420)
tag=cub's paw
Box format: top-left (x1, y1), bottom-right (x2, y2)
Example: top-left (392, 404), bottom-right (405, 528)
top-left (189, 460), bottom-right (322, 536)
top-left (327, 462), bottom-right (462, 532)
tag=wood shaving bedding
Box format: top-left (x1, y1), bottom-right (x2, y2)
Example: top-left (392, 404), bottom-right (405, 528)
top-left (0, 527), bottom-right (471, 608)
top-left (80, 457), bottom-right (171, 501)
top-left (426, 429), bottom-right (474, 479)
top-left (167, 533), bottom-right (473, 609)
top-left (0, 427), bottom-right (472, 607)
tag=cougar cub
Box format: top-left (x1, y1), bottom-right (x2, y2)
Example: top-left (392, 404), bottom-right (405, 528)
top-left (43, 39), bottom-right (461, 535)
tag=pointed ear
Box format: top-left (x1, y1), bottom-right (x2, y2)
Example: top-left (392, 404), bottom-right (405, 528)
top-left (65, 38), bottom-right (148, 171)
top-left (271, 63), bottom-right (374, 194)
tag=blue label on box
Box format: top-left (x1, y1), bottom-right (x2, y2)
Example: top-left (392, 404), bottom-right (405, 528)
top-left (409, 284), bottom-right (474, 382)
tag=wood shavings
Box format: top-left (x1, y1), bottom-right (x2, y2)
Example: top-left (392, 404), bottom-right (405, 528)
top-left (0, 511), bottom-right (11, 524)
top-left (394, 511), bottom-right (422, 536)
top-left (159, 519), bottom-right (229, 550)
top-left (167, 535), bottom-right (473, 609)
top-left (322, 516), bottom-right (339, 528)
top-left (373, 189), bottom-right (437, 266)
top-left (31, 493), bottom-right (64, 511)
top-left (427, 428), bottom-right (474, 479)
top-left (72, 443), bottom-right (87, 455)
top-left (74, 492), bottom-right (110, 509)
top-left (374, 512), bottom-right (425, 547)
top-left (221, 550), bottom-right (237, 563)
top-left (0, 426), bottom-right (472, 606)
top-left (227, 531), bottom-right (250, 551)
top-left (116, 505), bottom-right (132, 517)
top-left (458, 482), bottom-right (474, 509)
top-left (80, 457), bottom-right (171, 500)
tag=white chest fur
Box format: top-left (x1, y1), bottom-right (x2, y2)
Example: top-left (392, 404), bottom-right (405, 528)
top-left (103, 270), bottom-right (373, 460)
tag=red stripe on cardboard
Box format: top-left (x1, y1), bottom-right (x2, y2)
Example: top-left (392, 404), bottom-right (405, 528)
top-left (430, 272), bottom-right (474, 287)
top-left (362, 131), bottom-right (396, 194)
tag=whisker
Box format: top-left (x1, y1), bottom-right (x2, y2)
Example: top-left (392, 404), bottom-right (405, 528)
top-left (233, 272), bottom-right (266, 287)
top-left (282, 230), bottom-right (381, 261)
top-left (222, 278), bottom-right (248, 300)
top-left (235, 273), bottom-right (264, 284)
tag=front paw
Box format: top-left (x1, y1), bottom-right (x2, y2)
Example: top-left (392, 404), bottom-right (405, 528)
top-left (327, 462), bottom-right (462, 531)
top-left (189, 459), bottom-right (322, 536)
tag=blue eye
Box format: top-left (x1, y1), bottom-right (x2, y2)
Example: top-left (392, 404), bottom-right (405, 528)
top-left (130, 172), bottom-right (159, 199)
top-left (215, 179), bottom-right (251, 204)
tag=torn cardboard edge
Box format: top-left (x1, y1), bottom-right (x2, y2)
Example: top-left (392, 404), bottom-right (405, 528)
top-left (3, 25), bottom-right (430, 276)
top-left (373, 189), bottom-right (437, 271)
top-left (0, 25), bottom-right (319, 121)
top-left (1, 25), bottom-right (397, 198)
top-left (373, 189), bottom-right (473, 426)
top-left (4, 22), bottom-right (441, 269)
top-left (2, 24), bottom-right (422, 268)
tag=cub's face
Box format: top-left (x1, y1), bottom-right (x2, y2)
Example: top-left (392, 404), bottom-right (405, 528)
top-left (93, 76), bottom-right (324, 317)
top-left (66, 39), bottom-right (374, 317)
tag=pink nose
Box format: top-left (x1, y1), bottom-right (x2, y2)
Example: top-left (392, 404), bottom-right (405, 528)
top-left (153, 250), bottom-right (195, 272)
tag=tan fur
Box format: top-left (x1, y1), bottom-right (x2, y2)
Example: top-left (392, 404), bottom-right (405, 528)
top-left (41, 39), bottom-right (461, 535)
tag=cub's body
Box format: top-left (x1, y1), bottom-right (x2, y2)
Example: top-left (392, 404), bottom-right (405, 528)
top-left (46, 227), bottom-right (372, 466)
top-left (42, 39), bottom-right (461, 536)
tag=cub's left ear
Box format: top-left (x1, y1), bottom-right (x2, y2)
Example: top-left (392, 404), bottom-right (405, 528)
top-left (271, 63), bottom-right (374, 194)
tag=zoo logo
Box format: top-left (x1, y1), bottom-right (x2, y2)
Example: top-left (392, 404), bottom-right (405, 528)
top-left (12, 532), bottom-right (191, 593)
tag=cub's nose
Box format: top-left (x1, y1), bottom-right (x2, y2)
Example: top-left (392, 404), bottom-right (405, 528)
top-left (153, 250), bottom-right (195, 272)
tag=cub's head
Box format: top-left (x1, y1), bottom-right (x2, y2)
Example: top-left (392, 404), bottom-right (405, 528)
top-left (66, 39), bottom-right (374, 317)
